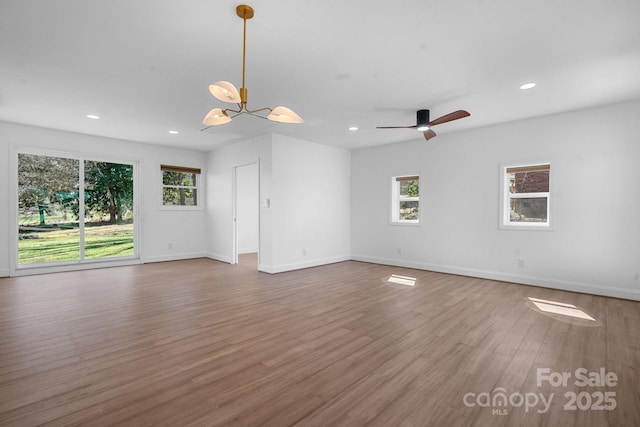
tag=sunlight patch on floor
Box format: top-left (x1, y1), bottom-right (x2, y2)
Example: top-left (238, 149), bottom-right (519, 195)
top-left (385, 274), bottom-right (417, 287)
top-left (526, 297), bottom-right (600, 326)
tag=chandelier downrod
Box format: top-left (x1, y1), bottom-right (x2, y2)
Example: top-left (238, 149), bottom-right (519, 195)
top-left (238, 5), bottom-right (252, 105)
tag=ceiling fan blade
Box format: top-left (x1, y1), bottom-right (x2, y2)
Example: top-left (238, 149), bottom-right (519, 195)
top-left (376, 125), bottom-right (417, 129)
top-left (423, 129), bottom-right (437, 141)
top-left (428, 110), bottom-right (470, 126)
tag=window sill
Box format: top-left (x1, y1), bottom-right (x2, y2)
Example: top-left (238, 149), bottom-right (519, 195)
top-left (14, 257), bottom-right (141, 276)
top-left (499, 223), bottom-right (553, 231)
top-left (389, 221), bottom-right (422, 227)
top-left (159, 205), bottom-right (204, 211)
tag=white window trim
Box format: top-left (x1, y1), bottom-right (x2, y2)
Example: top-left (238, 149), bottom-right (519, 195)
top-left (500, 163), bottom-right (552, 231)
top-left (159, 164), bottom-right (205, 211)
top-left (390, 174), bottom-right (421, 226)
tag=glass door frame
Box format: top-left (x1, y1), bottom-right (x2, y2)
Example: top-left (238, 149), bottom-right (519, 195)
top-left (12, 147), bottom-right (140, 275)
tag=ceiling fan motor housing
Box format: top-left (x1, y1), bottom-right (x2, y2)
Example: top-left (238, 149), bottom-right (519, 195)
top-left (417, 109), bottom-right (430, 129)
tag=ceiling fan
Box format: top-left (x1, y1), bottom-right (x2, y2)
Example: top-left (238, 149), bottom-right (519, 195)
top-left (377, 109), bottom-right (470, 141)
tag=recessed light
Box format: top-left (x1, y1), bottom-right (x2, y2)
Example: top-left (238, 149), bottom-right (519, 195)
top-left (349, 126), bottom-right (358, 131)
top-left (86, 114), bottom-right (100, 120)
top-left (168, 130), bottom-right (179, 135)
top-left (520, 82), bottom-right (536, 90)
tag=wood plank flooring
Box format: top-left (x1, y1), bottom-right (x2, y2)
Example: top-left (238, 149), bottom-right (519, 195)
top-left (0, 259), bottom-right (638, 426)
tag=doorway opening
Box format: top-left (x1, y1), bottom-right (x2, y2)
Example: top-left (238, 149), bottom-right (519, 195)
top-left (233, 162), bottom-right (259, 269)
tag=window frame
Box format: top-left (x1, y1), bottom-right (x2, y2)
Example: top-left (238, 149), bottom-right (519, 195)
top-left (500, 163), bottom-right (552, 230)
top-left (160, 164), bottom-right (204, 210)
top-left (390, 174), bottom-right (421, 226)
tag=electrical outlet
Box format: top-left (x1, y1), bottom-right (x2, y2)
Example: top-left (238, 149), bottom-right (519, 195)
top-left (517, 259), bottom-right (525, 268)
top-left (302, 249), bottom-right (307, 256)
top-left (168, 243), bottom-right (173, 250)
top-left (397, 248), bottom-right (402, 255)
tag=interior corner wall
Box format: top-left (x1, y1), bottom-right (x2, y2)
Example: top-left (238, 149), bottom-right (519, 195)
top-left (206, 135), bottom-right (273, 268)
top-left (270, 134), bottom-right (351, 273)
top-left (207, 133), bottom-right (351, 274)
top-left (351, 100), bottom-right (640, 301)
top-left (0, 121), bottom-right (208, 276)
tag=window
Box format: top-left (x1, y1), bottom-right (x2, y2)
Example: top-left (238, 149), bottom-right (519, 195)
top-left (502, 163), bottom-right (550, 228)
top-left (161, 165), bottom-right (201, 207)
top-left (17, 151), bottom-right (136, 266)
top-left (391, 175), bottom-right (420, 224)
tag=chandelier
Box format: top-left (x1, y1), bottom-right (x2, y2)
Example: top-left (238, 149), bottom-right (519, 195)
top-left (202, 5), bottom-right (304, 127)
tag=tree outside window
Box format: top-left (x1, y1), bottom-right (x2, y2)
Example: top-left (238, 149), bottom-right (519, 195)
top-left (17, 152), bottom-right (136, 265)
top-left (502, 164), bottom-right (551, 229)
top-left (392, 175), bottom-right (420, 224)
top-left (161, 165), bottom-right (201, 207)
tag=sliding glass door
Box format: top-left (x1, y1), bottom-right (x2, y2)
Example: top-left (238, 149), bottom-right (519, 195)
top-left (17, 151), bottom-right (136, 267)
top-left (17, 153), bottom-right (81, 263)
top-left (83, 160), bottom-right (134, 259)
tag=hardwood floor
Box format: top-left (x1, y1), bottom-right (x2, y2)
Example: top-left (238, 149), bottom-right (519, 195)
top-left (238, 253), bottom-right (258, 269)
top-left (0, 259), bottom-right (638, 426)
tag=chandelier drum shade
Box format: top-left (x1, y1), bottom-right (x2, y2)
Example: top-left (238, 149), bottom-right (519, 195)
top-left (202, 5), bottom-right (303, 127)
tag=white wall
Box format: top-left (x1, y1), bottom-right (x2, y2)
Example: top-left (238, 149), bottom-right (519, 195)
top-left (0, 121), bottom-right (208, 276)
top-left (351, 100), bottom-right (640, 300)
top-left (270, 134), bottom-right (351, 272)
top-left (236, 163), bottom-right (259, 254)
top-left (6, 100), bottom-right (637, 301)
top-left (207, 133), bottom-right (351, 273)
top-left (206, 135), bottom-right (273, 266)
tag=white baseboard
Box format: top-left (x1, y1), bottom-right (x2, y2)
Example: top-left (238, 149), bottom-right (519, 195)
top-left (351, 254), bottom-right (640, 301)
top-left (206, 252), bottom-right (232, 264)
top-left (9, 250), bottom-right (632, 301)
top-left (238, 248), bottom-right (258, 255)
top-left (143, 252), bottom-right (208, 264)
top-left (259, 255), bottom-right (351, 274)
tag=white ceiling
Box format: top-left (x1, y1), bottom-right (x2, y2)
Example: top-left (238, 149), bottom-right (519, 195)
top-left (2, 0), bottom-right (640, 151)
